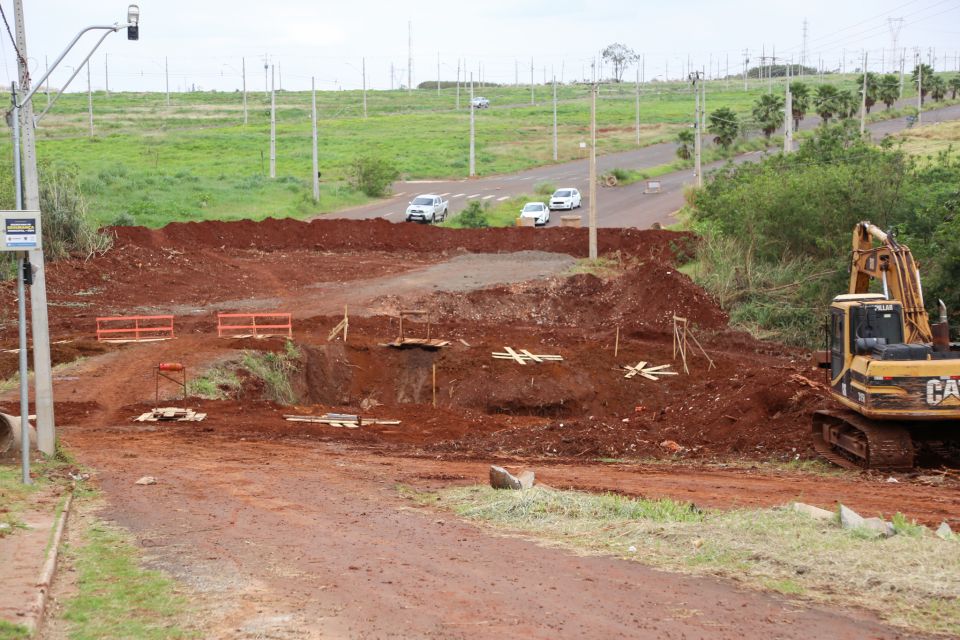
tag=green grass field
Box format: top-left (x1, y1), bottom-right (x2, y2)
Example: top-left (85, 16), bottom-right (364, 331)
top-left (0, 73), bottom-right (941, 228)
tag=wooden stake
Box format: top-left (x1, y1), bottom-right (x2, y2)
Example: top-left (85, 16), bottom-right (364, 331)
top-left (614, 326), bottom-right (620, 357)
top-left (344, 305), bottom-right (348, 343)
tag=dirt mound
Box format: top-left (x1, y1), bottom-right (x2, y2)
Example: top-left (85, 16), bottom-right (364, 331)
top-left (111, 218), bottom-right (692, 260)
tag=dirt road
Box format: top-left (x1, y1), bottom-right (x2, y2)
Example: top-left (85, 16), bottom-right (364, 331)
top-left (65, 427), bottom-right (928, 640)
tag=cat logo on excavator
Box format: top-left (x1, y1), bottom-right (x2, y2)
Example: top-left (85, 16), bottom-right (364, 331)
top-left (926, 379), bottom-right (960, 406)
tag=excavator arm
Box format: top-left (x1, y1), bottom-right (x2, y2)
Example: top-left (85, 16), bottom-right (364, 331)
top-left (848, 221), bottom-right (932, 344)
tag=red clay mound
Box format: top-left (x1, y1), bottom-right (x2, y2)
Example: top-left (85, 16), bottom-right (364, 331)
top-left (110, 218), bottom-right (693, 260)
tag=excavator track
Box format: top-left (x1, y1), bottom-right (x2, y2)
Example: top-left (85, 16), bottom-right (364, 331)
top-left (812, 409), bottom-right (915, 471)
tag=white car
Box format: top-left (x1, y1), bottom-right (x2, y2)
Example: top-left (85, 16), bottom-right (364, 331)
top-left (549, 188), bottom-right (582, 210)
top-left (470, 96), bottom-right (490, 109)
top-left (520, 202), bottom-right (550, 226)
top-left (405, 194), bottom-right (448, 223)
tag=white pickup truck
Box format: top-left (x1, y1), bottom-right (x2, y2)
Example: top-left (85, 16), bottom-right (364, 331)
top-left (405, 194), bottom-right (449, 223)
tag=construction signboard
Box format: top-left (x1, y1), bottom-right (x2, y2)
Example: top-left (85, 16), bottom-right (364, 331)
top-left (0, 210), bottom-right (41, 251)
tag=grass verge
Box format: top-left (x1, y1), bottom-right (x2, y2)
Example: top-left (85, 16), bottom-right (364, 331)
top-left (0, 621), bottom-right (29, 640)
top-left (426, 485), bottom-right (960, 636)
top-left (60, 518), bottom-right (192, 640)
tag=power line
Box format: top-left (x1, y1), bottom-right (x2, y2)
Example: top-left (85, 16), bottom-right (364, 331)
top-left (0, 1), bottom-right (26, 74)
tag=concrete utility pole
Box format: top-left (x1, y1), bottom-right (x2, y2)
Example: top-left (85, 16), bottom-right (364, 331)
top-left (635, 64), bottom-right (641, 146)
top-left (917, 54), bottom-right (923, 126)
top-left (270, 64), bottom-right (276, 178)
top-left (362, 57), bottom-right (367, 118)
top-left (456, 58), bottom-right (460, 109)
top-left (12, 0), bottom-right (55, 455)
top-left (860, 51), bottom-right (868, 135)
top-left (407, 20), bottom-right (412, 94)
top-left (743, 49), bottom-right (749, 91)
top-left (263, 54), bottom-right (268, 96)
top-left (530, 57), bottom-right (534, 105)
top-left (588, 83), bottom-right (597, 260)
top-left (311, 77), bottom-right (319, 202)
top-left (165, 56), bottom-right (170, 106)
top-left (552, 75), bottom-right (558, 161)
top-left (104, 53), bottom-right (109, 97)
top-left (784, 80), bottom-right (793, 153)
top-left (469, 72), bottom-right (475, 177)
top-left (899, 48), bottom-right (905, 97)
top-left (242, 57), bottom-right (248, 125)
top-left (693, 72), bottom-right (702, 188)
top-left (86, 60), bottom-right (93, 136)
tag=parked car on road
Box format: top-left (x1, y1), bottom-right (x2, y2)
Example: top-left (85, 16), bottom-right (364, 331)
top-left (470, 96), bottom-right (490, 109)
top-left (405, 195), bottom-right (448, 223)
top-left (549, 188), bottom-right (582, 210)
top-left (520, 202), bottom-right (550, 226)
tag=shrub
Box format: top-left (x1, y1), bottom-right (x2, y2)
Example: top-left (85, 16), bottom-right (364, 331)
top-left (347, 156), bottom-right (400, 197)
top-left (534, 182), bottom-right (556, 197)
top-left (456, 200), bottom-right (489, 228)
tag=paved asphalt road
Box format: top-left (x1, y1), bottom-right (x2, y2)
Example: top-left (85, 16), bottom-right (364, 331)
top-left (327, 102), bottom-right (960, 230)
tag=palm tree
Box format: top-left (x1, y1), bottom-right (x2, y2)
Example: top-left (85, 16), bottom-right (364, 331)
top-left (707, 107), bottom-right (740, 150)
top-left (837, 89), bottom-right (859, 119)
top-left (752, 93), bottom-right (785, 139)
top-left (789, 82), bottom-right (810, 131)
top-left (929, 75), bottom-right (947, 102)
top-left (950, 75), bottom-right (960, 100)
top-left (911, 63), bottom-right (935, 104)
top-left (675, 129), bottom-right (694, 160)
top-left (814, 84), bottom-right (841, 125)
top-left (877, 74), bottom-right (900, 110)
top-left (856, 72), bottom-right (879, 113)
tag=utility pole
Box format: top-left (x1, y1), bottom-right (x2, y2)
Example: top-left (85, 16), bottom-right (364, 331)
top-left (87, 60), bottom-right (93, 136)
top-left (801, 18), bottom-right (808, 76)
top-left (552, 75), bottom-right (558, 161)
top-left (270, 64), bottom-right (276, 178)
top-left (311, 77), bottom-right (319, 202)
top-left (469, 72), bottom-right (475, 177)
top-left (242, 57), bottom-right (248, 125)
top-left (917, 53), bottom-right (922, 126)
top-left (407, 20), bottom-right (412, 95)
top-left (784, 79), bottom-right (793, 153)
top-left (104, 53), bottom-right (109, 97)
top-left (456, 58), bottom-right (460, 109)
top-left (743, 49), bottom-right (749, 91)
top-left (530, 57), bottom-right (534, 105)
top-left (635, 64), bottom-right (640, 146)
top-left (362, 57), bottom-right (367, 118)
top-left (165, 56), bottom-right (170, 106)
top-left (263, 54), bottom-right (268, 96)
top-left (860, 51), bottom-right (868, 135)
top-left (899, 48), bottom-right (905, 97)
top-left (588, 82), bottom-right (597, 260)
top-left (12, 0), bottom-right (55, 455)
top-left (692, 72), bottom-right (702, 188)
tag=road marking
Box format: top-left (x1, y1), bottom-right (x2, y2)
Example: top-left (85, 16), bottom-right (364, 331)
top-left (439, 192), bottom-right (451, 197)
top-left (392, 192), bottom-right (406, 197)
top-left (381, 212), bottom-right (398, 218)
top-left (482, 195), bottom-right (495, 200)
top-left (467, 194), bottom-right (481, 199)
top-left (519, 177), bottom-right (533, 181)
top-left (496, 196), bottom-right (510, 201)
top-left (452, 193), bottom-right (465, 198)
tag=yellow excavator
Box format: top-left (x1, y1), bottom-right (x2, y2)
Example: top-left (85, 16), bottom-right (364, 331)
top-left (814, 221), bottom-right (960, 470)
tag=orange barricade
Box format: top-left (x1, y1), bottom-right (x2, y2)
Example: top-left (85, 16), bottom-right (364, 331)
top-left (217, 313), bottom-right (292, 339)
top-left (96, 315), bottom-right (175, 343)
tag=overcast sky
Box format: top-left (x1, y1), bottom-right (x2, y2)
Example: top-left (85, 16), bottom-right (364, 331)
top-left (1, 0), bottom-right (958, 93)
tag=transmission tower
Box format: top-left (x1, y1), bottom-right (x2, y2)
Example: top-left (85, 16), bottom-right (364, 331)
top-left (801, 19), bottom-right (808, 74)
top-left (888, 18), bottom-right (904, 73)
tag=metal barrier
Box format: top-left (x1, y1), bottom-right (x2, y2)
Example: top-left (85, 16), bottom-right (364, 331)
top-left (96, 315), bottom-right (175, 343)
top-left (217, 313), bottom-right (292, 339)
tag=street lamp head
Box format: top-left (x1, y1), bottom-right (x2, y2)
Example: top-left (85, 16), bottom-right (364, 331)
top-left (127, 5), bottom-right (140, 40)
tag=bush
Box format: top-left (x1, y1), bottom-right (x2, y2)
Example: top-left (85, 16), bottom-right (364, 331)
top-left (534, 182), bottom-right (556, 197)
top-left (455, 200), bottom-right (489, 228)
top-left (347, 156), bottom-right (399, 197)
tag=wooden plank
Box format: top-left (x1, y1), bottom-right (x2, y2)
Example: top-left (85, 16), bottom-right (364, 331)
top-left (502, 346), bottom-right (527, 365)
top-left (640, 372), bottom-right (660, 381)
top-left (520, 349), bottom-right (543, 363)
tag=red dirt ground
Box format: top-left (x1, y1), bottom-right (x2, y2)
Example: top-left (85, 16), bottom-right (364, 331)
top-left (1, 218), bottom-right (956, 637)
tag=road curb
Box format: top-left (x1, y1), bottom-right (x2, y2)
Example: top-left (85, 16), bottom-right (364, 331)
top-left (24, 490), bottom-right (73, 635)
